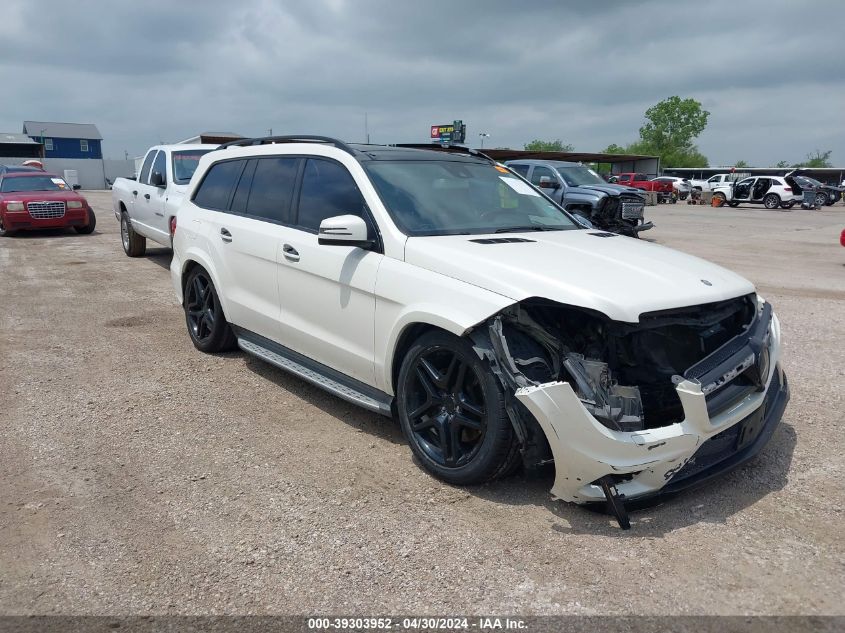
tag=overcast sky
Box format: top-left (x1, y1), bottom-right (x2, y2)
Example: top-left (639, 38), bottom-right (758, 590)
top-left (1, 0), bottom-right (843, 166)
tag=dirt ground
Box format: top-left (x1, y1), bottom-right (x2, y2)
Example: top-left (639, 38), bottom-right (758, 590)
top-left (1, 193), bottom-right (843, 615)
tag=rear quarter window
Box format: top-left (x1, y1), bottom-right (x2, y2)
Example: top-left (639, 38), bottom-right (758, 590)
top-left (192, 160), bottom-right (245, 211)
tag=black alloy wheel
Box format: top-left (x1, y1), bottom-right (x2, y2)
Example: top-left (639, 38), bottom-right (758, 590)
top-left (405, 348), bottom-right (487, 468)
top-left (397, 330), bottom-right (519, 485)
top-left (186, 272), bottom-right (217, 344)
top-left (183, 267), bottom-right (236, 352)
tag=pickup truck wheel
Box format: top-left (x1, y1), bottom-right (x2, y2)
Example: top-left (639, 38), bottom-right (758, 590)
top-left (397, 330), bottom-right (520, 485)
top-left (120, 212), bottom-right (146, 257)
top-left (183, 267), bottom-right (237, 353)
top-left (74, 208), bottom-right (96, 234)
top-left (763, 194), bottom-right (781, 209)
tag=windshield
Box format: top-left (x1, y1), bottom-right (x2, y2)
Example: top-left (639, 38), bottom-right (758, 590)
top-left (555, 165), bottom-right (606, 187)
top-left (1, 176), bottom-right (66, 192)
top-left (172, 150), bottom-right (212, 184)
top-left (365, 160), bottom-right (579, 236)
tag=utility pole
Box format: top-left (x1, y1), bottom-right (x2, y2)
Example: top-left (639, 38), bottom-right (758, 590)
top-left (364, 112), bottom-right (370, 144)
top-left (479, 132), bottom-right (490, 149)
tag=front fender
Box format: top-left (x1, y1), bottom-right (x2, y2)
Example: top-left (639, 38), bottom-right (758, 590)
top-left (374, 257), bottom-right (515, 394)
top-left (170, 245), bottom-right (232, 319)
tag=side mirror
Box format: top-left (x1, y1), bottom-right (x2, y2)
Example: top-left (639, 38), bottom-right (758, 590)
top-left (72, 184), bottom-right (81, 190)
top-left (318, 215), bottom-right (373, 248)
top-left (538, 176), bottom-right (559, 189)
top-left (150, 170), bottom-right (166, 187)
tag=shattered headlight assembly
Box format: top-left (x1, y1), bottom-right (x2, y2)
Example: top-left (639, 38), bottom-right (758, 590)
top-left (563, 353), bottom-right (644, 432)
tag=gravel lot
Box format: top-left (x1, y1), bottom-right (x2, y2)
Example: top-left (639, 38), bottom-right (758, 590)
top-left (1, 193), bottom-right (843, 615)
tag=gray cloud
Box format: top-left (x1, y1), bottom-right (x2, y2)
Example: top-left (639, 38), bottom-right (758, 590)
top-left (1, 0), bottom-right (842, 166)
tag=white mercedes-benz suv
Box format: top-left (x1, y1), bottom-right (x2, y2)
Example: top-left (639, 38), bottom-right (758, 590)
top-left (171, 136), bottom-right (789, 528)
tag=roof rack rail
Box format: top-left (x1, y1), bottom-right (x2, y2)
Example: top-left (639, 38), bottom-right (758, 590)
top-left (217, 135), bottom-right (356, 155)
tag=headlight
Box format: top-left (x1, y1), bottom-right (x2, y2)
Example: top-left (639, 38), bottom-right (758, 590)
top-left (5, 202), bottom-right (24, 211)
top-left (67, 200), bottom-right (83, 209)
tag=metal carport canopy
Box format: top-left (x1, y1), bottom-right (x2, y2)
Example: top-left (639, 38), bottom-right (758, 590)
top-left (391, 145), bottom-right (660, 175)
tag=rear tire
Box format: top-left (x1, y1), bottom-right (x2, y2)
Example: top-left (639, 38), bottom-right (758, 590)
top-left (815, 192), bottom-right (827, 208)
top-left (397, 330), bottom-right (520, 486)
top-left (763, 194), bottom-right (781, 209)
top-left (74, 208), bottom-right (96, 234)
top-left (183, 267), bottom-right (237, 353)
top-left (121, 212), bottom-right (146, 256)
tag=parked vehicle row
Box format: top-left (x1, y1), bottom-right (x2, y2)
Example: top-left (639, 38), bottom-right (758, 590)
top-left (158, 135), bottom-right (785, 529)
top-left (1, 137), bottom-right (792, 530)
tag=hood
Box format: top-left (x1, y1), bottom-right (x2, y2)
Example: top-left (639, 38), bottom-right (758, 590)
top-left (572, 183), bottom-right (644, 198)
top-left (2, 190), bottom-right (86, 203)
top-left (404, 230), bottom-right (755, 323)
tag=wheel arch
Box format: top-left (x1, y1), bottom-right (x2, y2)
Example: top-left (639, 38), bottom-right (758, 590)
top-left (178, 250), bottom-right (232, 318)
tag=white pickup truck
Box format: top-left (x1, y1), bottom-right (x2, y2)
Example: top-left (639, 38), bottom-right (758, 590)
top-left (112, 144), bottom-right (217, 256)
top-left (688, 173), bottom-right (746, 192)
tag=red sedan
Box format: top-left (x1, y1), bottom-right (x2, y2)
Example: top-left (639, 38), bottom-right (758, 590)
top-left (0, 170), bottom-right (96, 236)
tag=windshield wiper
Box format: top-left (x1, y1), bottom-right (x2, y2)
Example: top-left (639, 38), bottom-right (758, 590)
top-left (493, 225), bottom-right (561, 233)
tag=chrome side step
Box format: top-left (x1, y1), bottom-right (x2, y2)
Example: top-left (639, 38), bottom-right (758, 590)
top-left (237, 334), bottom-right (393, 416)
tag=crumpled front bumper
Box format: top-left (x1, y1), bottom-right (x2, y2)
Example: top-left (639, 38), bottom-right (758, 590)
top-left (515, 312), bottom-right (787, 504)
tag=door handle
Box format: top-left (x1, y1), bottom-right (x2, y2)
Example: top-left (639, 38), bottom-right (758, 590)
top-left (144, 193), bottom-right (151, 200)
top-left (283, 243), bottom-right (300, 262)
top-left (220, 228), bottom-right (232, 243)
top-left (132, 190), bottom-right (138, 196)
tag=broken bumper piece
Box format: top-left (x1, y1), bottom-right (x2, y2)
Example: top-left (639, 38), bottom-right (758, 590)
top-left (515, 314), bottom-right (787, 506)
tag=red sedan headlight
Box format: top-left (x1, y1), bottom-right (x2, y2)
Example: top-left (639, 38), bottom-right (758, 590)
top-left (67, 200), bottom-right (83, 209)
top-left (4, 201), bottom-right (25, 211)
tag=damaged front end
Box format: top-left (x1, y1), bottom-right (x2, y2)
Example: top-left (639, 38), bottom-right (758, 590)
top-left (470, 294), bottom-right (789, 528)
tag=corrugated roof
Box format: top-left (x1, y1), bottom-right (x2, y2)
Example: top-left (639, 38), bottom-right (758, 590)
top-left (0, 132), bottom-right (39, 145)
top-left (22, 121), bottom-right (102, 140)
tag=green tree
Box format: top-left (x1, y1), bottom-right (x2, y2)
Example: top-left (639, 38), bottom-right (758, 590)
top-left (601, 143), bottom-right (627, 154)
top-left (524, 139), bottom-right (574, 152)
top-left (734, 160), bottom-right (750, 168)
top-left (775, 160), bottom-right (789, 168)
top-left (638, 96), bottom-right (710, 153)
top-left (801, 150), bottom-right (832, 168)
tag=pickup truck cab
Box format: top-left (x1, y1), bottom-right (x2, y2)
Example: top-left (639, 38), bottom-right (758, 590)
top-left (615, 173), bottom-right (674, 201)
top-left (112, 144), bottom-right (217, 256)
top-left (688, 173), bottom-right (741, 192)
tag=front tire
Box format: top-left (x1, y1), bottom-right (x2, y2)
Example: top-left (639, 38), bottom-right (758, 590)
top-left (397, 330), bottom-right (520, 485)
top-left (120, 212), bottom-right (146, 256)
top-left (0, 215), bottom-right (15, 237)
top-left (183, 267), bottom-right (237, 353)
top-left (74, 208), bottom-right (96, 234)
top-left (763, 194), bottom-right (781, 209)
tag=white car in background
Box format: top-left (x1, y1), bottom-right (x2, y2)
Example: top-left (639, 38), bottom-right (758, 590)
top-left (652, 176), bottom-right (691, 200)
top-left (712, 175), bottom-right (802, 209)
top-left (169, 135), bottom-right (789, 529)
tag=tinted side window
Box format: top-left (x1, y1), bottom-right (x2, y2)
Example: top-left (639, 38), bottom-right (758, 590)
top-left (193, 160), bottom-right (244, 211)
top-left (245, 157), bottom-right (299, 222)
top-left (139, 151), bottom-right (156, 185)
top-left (230, 160), bottom-right (257, 214)
top-left (618, 174), bottom-right (630, 182)
top-left (151, 150), bottom-right (166, 184)
top-left (509, 164), bottom-right (529, 177)
top-left (296, 158), bottom-right (365, 232)
top-left (635, 173), bottom-right (648, 181)
top-left (530, 166), bottom-right (555, 185)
